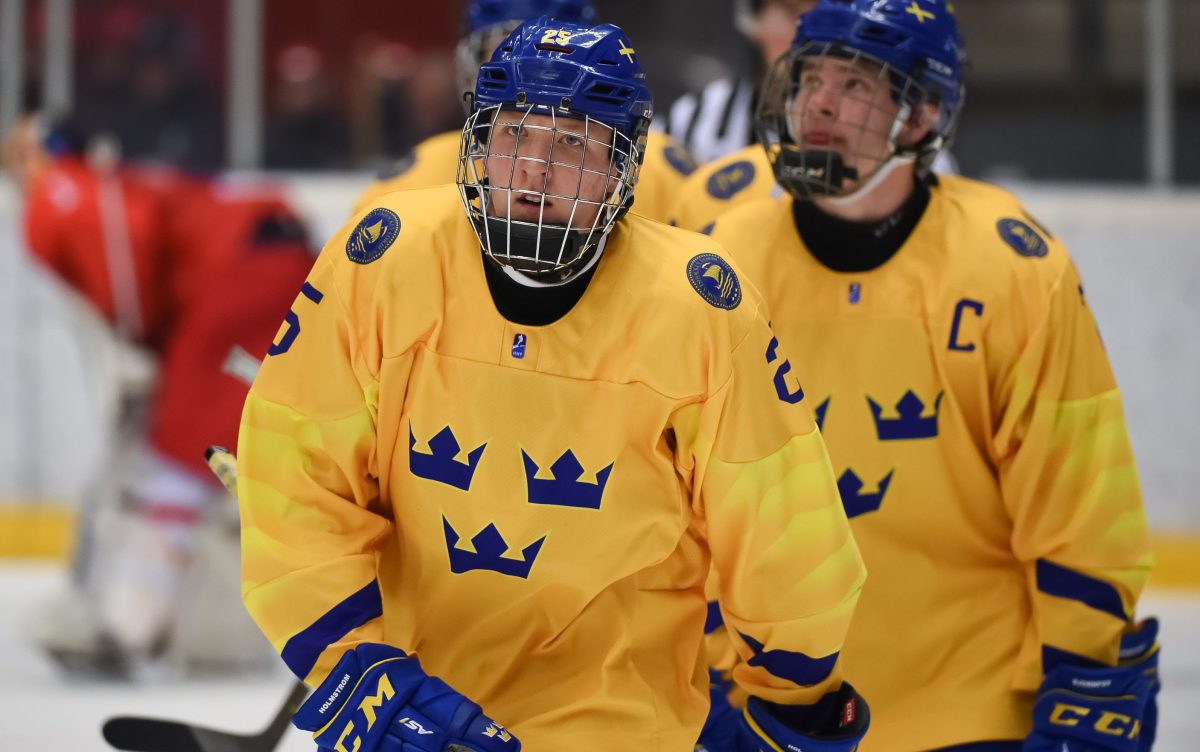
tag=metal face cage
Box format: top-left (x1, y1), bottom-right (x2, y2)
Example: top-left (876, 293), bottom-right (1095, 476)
top-left (756, 40), bottom-right (948, 199)
top-left (457, 102), bottom-right (641, 277)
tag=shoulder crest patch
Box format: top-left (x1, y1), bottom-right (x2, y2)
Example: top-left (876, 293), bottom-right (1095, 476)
top-left (706, 160), bottom-right (756, 200)
top-left (347, 207), bottom-right (401, 264)
top-left (687, 253), bottom-right (742, 310)
top-left (996, 217), bottom-right (1048, 258)
top-left (663, 143), bottom-right (698, 176)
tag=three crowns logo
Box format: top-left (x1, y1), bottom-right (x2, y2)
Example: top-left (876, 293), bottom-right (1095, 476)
top-left (867, 390), bottom-right (944, 441)
top-left (837, 468), bottom-right (895, 518)
top-left (409, 425), bottom-right (486, 490)
top-left (522, 450), bottom-right (613, 510)
top-left (442, 516), bottom-right (545, 579)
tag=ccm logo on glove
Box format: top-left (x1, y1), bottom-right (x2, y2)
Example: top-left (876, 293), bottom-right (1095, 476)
top-left (1048, 704), bottom-right (1140, 739)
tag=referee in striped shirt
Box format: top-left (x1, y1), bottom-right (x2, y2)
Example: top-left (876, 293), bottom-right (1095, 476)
top-left (659, 0), bottom-right (812, 164)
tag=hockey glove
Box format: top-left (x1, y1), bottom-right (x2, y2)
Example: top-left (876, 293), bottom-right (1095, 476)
top-left (737, 682), bottom-right (869, 752)
top-left (697, 669), bottom-right (742, 752)
top-left (1119, 617), bottom-right (1161, 752)
top-left (293, 643), bottom-right (520, 752)
top-left (1023, 658), bottom-right (1151, 752)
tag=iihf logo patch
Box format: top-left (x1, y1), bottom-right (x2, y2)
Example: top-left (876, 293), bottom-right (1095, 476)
top-left (996, 218), bottom-right (1048, 258)
top-left (848, 282), bottom-right (862, 304)
top-left (346, 207), bottom-right (401, 265)
top-left (687, 253), bottom-right (742, 310)
top-left (511, 333), bottom-right (527, 359)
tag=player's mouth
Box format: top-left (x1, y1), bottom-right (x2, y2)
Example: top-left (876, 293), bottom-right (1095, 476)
top-left (505, 193), bottom-right (548, 220)
top-left (803, 131), bottom-right (838, 148)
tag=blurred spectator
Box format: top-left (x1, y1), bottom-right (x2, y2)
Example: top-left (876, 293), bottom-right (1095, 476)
top-left (75, 8), bottom-right (222, 170)
top-left (657, 0), bottom-right (812, 164)
top-left (264, 45), bottom-right (352, 169)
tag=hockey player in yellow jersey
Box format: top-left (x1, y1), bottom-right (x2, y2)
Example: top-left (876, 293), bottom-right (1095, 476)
top-left (239, 17), bottom-right (873, 752)
top-left (351, 0), bottom-right (697, 223)
top-left (701, 2), bottom-right (1160, 751)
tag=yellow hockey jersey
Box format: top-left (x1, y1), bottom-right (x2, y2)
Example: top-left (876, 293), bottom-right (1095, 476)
top-left (238, 185), bottom-right (866, 751)
top-left (350, 129), bottom-right (696, 224)
top-left (668, 144), bottom-right (781, 233)
top-left (708, 175), bottom-right (1153, 750)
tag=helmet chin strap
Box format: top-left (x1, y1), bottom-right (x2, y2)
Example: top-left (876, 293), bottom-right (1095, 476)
top-left (496, 235), bottom-right (608, 288)
top-left (821, 151), bottom-right (916, 208)
top-left (821, 102), bottom-right (916, 208)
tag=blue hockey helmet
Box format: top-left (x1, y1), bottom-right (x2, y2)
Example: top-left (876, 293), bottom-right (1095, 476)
top-left (457, 0), bottom-right (596, 99)
top-left (756, 0), bottom-right (966, 198)
top-left (457, 18), bottom-right (653, 280)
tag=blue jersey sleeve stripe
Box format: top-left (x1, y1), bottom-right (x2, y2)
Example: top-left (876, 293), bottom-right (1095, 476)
top-left (280, 579), bottom-right (383, 680)
top-left (1042, 644), bottom-right (1109, 674)
top-left (1035, 559), bottom-right (1127, 620)
top-left (739, 631), bottom-right (839, 686)
top-left (704, 601), bottom-right (724, 634)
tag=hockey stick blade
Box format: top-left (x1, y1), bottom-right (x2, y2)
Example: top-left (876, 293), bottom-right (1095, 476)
top-left (102, 680), bottom-right (308, 752)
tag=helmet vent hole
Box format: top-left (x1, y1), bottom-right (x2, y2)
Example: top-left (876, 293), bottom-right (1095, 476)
top-left (584, 82), bottom-right (632, 105)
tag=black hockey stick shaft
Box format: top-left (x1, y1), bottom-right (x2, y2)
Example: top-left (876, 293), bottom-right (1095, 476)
top-left (102, 679), bottom-right (309, 752)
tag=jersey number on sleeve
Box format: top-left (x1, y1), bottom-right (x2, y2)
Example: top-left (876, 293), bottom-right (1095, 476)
top-left (765, 335), bottom-right (805, 404)
top-left (268, 282), bottom-right (324, 356)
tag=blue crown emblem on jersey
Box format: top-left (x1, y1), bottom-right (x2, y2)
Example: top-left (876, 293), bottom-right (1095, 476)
top-left (838, 468), bottom-right (894, 518)
top-left (867, 390), bottom-right (943, 440)
top-left (687, 253), bottom-right (742, 310)
top-left (814, 396), bottom-right (831, 431)
top-left (409, 425), bottom-right (487, 490)
top-left (522, 450), bottom-right (613, 509)
top-left (997, 218), bottom-right (1049, 258)
top-left (443, 516), bottom-right (545, 579)
top-left (706, 160), bottom-right (756, 200)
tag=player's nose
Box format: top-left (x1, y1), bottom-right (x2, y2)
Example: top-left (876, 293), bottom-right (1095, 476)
top-left (513, 142), bottom-right (554, 186)
top-left (805, 83), bottom-right (840, 120)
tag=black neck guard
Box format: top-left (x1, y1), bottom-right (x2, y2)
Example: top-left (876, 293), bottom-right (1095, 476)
top-left (792, 176), bottom-right (932, 273)
top-left (480, 248), bottom-right (600, 326)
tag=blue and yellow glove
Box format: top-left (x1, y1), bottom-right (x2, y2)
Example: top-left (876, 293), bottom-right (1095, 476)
top-left (1023, 659), bottom-right (1151, 752)
top-left (1119, 618), bottom-right (1161, 752)
top-left (736, 682), bottom-right (869, 752)
top-left (293, 643), bottom-right (520, 752)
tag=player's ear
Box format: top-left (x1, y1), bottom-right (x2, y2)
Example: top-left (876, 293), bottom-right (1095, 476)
top-left (900, 102), bottom-right (939, 148)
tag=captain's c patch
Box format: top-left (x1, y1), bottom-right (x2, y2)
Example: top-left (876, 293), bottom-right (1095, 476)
top-left (687, 253), bottom-right (742, 310)
top-left (347, 207), bottom-right (401, 265)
